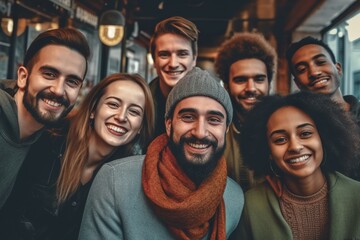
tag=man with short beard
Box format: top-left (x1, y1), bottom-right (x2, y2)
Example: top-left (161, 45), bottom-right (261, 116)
top-left (79, 67), bottom-right (244, 240)
top-left (0, 28), bottom-right (90, 209)
top-left (286, 36), bottom-right (360, 127)
top-left (215, 32), bottom-right (277, 191)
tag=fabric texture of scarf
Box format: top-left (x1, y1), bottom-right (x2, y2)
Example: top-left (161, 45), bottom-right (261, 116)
top-left (142, 134), bottom-right (227, 240)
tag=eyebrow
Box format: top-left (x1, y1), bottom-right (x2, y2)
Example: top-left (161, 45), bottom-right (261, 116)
top-left (294, 53), bottom-right (328, 68)
top-left (105, 96), bottom-right (144, 112)
top-left (269, 123), bottom-right (314, 137)
top-left (178, 108), bottom-right (225, 118)
top-left (233, 73), bottom-right (267, 79)
top-left (39, 65), bottom-right (84, 82)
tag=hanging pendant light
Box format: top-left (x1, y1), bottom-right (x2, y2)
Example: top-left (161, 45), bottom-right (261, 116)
top-left (99, 10), bottom-right (125, 46)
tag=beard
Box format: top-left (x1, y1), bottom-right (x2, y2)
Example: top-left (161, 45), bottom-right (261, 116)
top-left (23, 82), bottom-right (73, 126)
top-left (168, 128), bottom-right (226, 186)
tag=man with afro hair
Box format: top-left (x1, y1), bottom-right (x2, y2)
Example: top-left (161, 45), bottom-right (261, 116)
top-left (215, 32), bottom-right (277, 191)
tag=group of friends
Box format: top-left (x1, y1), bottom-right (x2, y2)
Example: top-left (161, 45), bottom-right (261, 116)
top-left (0, 15), bottom-right (360, 240)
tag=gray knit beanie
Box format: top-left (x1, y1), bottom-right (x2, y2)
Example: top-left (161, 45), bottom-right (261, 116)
top-left (165, 67), bottom-right (233, 126)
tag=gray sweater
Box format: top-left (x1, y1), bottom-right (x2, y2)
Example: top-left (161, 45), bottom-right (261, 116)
top-left (79, 155), bottom-right (244, 240)
top-left (0, 85), bottom-right (42, 208)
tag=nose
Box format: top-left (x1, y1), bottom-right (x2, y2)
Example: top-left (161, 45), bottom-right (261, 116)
top-left (50, 79), bottom-right (65, 96)
top-left (114, 107), bottom-right (127, 122)
top-left (288, 137), bottom-right (304, 153)
top-left (192, 119), bottom-right (208, 139)
top-left (169, 54), bottom-right (179, 68)
top-left (245, 79), bottom-right (256, 92)
top-left (308, 64), bottom-right (322, 81)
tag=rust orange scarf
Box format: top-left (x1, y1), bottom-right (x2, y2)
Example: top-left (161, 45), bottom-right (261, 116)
top-left (142, 134), bottom-right (227, 240)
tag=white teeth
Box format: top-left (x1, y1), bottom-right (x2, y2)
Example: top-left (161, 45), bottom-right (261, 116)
top-left (43, 99), bottom-right (61, 107)
top-left (166, 71), bottom-right (182, 76)
top-left (188, 143), bottom-right (208, 149)
top-left (313, 79), bottom-right (327, 86)
top-left (288, 155), bottom-right (310, 163)
top-left (107, 125), bottom-right (126, 134)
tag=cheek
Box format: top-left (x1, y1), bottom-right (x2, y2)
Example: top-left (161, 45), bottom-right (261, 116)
top-left (66, 87), bottom-right (81, 103)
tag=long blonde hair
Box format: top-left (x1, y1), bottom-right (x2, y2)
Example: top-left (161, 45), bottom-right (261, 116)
top-left (56, 73), bottom-right (155, 203)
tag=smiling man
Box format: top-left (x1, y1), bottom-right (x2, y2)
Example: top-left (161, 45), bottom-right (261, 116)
top-left (79, 67), bottom-right (244, 240)
top-left (286, 36), bottom-right (360, 127)
top-left (215, 32), bottom-right (277, 191)
top-left (0, 28), bottom-right (90, 209)
top-left (149, 16), bottom-right (198, 138)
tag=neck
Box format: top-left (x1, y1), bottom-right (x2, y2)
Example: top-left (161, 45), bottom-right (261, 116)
top-left (87, 135), bottom-right (114, 166)
top-left (284, 171), bottom-right (326, 196)
top-left (14, 90), bottom-right (43, 140)
top-left (159, 79), bottom-right (172, 98)
top-left (81, 136), bottom-right (114, 185)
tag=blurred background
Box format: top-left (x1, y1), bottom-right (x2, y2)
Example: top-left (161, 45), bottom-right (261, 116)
top-left (1, 0), bottom-right (360, 97)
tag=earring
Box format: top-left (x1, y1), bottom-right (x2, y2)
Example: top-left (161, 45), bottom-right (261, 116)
top-left (269, 161), bottom-right (281, 178)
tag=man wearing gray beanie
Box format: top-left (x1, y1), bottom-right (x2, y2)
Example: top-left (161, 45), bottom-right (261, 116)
top-left (79, 67), bottom-right (244, 240)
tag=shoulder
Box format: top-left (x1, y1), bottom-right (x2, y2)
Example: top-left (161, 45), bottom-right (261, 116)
top-left (0, 79), bottom-right (17, 95)
top-left (225, 177), bottom-right (243, 200)
top-left (329, 171), bottom-right (360, 192)
top-left (149, 77), bottom-right (159, 93)
top-left (105, 155), bottom-right (145, 171)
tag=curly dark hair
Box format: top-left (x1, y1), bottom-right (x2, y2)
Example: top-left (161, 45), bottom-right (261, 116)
top-left (240, 91), bottom-right (360, 180)
top-left (286, 36), bottom-right (336, 75)
top-left (214, 32), bottom-right (277, 84)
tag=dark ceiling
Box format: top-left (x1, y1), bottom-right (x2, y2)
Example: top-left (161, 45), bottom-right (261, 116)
top-left (13, 0), bottom-right (308, 59)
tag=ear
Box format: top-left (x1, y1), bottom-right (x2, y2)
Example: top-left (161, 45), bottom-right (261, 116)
top-left (335, 62), bottom-right (343, 77)
top-left (192, 55), bottom-right (197, 68)
top-left (165, 118), bottom-right (172, 137)
top-left (17, 66), bottom-right (28, 89)
top-left (90, 112), bottom-right (95, 119)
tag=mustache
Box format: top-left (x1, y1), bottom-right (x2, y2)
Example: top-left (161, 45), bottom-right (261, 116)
top-left (37, 91), bottom-right (70, 107)
top-left (180, 135), bottom-right (217, 148)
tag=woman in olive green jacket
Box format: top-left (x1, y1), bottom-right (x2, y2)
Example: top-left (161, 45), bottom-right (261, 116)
top-left (239, 92), bottom-right (360, 239)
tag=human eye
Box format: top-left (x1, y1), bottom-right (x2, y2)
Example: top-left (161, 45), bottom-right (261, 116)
top-left (158, 51), bottom-right (170, 59)
top-left (180, 114), bottom-right (195, 122)
top-left (300, 130), bottom-right (313, 138)
top-left (316, 57), bottom-right (327, 65)
top-left (42, 71), bottom-right (57, 79)
top-left (67, 78), bottom-right (82, 88)
top-left (232, 76), bottom-right (247, 83)
top-left (295, 66), bottom-right (306, 74)
top-left (208, 116), bottom-right (222, 125)
top-left (106, 101), bottom-right (119, 109)
top-left (255, 75), bottom-right (266, 83)
top-left (178, 50), bottom-right (190, 58)
top-left (272, 136), bottom-right (287, 145)
top-left (128, 107), bottom-right (142, 117)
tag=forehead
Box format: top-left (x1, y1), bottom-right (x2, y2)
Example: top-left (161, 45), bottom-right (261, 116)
top-left (291, 44), bottom-right (331, 63)
top-left (101, 80), bottom-right (145, 101)
top-left (230, 58), bottom-right (267, 76)
top-left (267, 106), bottom-right (315, 130)
top-left (155, 33), bottom-right (192, 51)
top-left (174, 96), bottom-right (226, 115)
top-left (33, 45), bottom-right (87, 75)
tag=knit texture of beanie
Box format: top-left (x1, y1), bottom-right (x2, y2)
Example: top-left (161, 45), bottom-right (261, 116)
top-left (165, 67), bottom-right (233, 126)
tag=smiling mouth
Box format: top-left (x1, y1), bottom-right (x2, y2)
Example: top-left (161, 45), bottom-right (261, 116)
top-left (107, 124), bottom-right (127, 135)
top-left (310, 78), bottom-right (328, 87)
top-left (43, 98), bottom-right (62, 108)
top-left (165, 70), bottom-right (184, 76)
top-left (287, 154), bottom-right (310, 164)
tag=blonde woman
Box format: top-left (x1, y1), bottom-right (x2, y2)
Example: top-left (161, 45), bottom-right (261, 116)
top-left (0, 73), bottom-right (155, 240)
